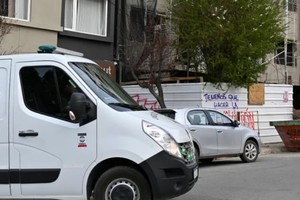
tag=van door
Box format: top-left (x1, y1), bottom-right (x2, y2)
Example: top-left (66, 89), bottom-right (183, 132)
top-left (0, 60), bottom-right (11, 196)
top-left (10, 62), bottom-right (97, 196)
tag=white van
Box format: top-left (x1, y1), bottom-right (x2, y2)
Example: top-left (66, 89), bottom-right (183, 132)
top-left (0, 46), bottom-right (198, 200)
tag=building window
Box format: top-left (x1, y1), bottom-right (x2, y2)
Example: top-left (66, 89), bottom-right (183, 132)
top-left (64, 0), bottom-right (108, 36)
top-left (275, 40), bottom-right (297, 67)
top-left (129, 6), bottom-right (145, 42)
top-left (288, 0), bottom-right (297, 12)
top-left (0, 0), bottom-right (29, 20)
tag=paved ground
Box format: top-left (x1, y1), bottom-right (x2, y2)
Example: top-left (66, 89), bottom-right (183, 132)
top-left (260, 142), bottom-right (297, 155)
top-left (174, 148), bottom-right (300, 200)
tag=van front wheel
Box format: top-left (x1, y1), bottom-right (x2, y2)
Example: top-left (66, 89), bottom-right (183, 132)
top-left (93, 166), bottom-right (151, 200)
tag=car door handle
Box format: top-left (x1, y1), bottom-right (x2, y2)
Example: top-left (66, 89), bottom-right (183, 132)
top-left (189, 128), bottom-right (197, 132)
top-left (217, 130), bottom-right (223, 134)
top-left (19, 130), bottom-right (39, 137)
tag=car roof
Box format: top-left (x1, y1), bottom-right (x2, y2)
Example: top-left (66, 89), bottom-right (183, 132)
top-left (154, 107), bottom-right (218, 121)
top-left (154, 107), bottom-right (215, 113)
top-left (173, 107), bottom-right (214, 112)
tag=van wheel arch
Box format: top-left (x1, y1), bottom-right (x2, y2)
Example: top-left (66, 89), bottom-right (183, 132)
top-left (93, 166), bottom-right (151, 200)
top-left (86, 158), bottom-right (151, 200)
top-left (193, 142), bottom-right (200, 163)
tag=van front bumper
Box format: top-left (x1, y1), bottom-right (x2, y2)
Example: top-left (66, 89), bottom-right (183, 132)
top-left (139, 151), bottom-right (198, 200)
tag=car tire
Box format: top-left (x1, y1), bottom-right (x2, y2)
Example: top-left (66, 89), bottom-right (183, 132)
top-left (93, 166), bottom-right (152, 200)
top-left (240, 140), bottom-right (258, 163)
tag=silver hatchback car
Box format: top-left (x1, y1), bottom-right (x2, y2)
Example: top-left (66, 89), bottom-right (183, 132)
top-left (155, 107), bottom-right (261, 163)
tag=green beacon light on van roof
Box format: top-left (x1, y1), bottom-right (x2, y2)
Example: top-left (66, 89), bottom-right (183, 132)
top-left (37, 45), bottom-right (84, 57)
top-left (38, 45), bottom-right (57, 53)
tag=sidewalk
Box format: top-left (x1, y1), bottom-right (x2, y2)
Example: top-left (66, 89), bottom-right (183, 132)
top-left (261, 142), bottom-right (290, 155)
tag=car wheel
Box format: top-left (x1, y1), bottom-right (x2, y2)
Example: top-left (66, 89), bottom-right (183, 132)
top-left (240, 140), bottom-right (258, 163)
top-left (93, 166), bottom-right (152, 200)
top-left (200, 158), bottom-right (214, 164)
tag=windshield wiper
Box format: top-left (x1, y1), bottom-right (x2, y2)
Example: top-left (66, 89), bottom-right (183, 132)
top-left (108, 103), bottom-right (147, 111)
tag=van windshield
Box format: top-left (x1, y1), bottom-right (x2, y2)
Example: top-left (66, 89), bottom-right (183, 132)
top-left (70, 62), bottom-right (146, 111)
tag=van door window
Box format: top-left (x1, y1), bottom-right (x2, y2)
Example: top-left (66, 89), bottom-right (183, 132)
top-left (20, 66), bottom-right (96, 123)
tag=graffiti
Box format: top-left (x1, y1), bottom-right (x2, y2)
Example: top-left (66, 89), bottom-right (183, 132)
top-left (213, 102), bottom-right (239, 109)
top-left (223, 108), bottom-right (255, 130)
top-left (283, 91), bottom-right (289, 103)
top-left (203, 93), bottom-right (239, 109)
top-left (131, 94), bottom-right (159, 110)
top-left (203, 93), bottom-right (239, 102)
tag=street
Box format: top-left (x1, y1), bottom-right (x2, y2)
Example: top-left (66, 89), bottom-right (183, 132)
top-left (173, 153), bottom-right (300, 200)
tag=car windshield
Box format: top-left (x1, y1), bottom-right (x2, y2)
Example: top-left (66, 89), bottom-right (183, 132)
top-left (69, 62), bottom-right (146, 111)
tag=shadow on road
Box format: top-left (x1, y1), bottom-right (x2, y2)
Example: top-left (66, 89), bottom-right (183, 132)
top-left (198, 159), bottom-right (243, 168)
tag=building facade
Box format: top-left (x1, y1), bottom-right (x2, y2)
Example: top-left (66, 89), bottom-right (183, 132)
top-left (156, 0), bottom-right (300, 86)
top-left (259, 0), bottom-right (300, 85)
top-left (1, 0), bottom-right (300, 86)
top-left (0, 0), bottom-right (62, 54)
top-left (0, 0), bottom-right (116, 76)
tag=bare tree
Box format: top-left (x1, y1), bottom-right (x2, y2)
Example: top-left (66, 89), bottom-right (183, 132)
top-left (125, 24), bottom-right (176, 109)
top-left (0, 14), bottom-right (13, 54)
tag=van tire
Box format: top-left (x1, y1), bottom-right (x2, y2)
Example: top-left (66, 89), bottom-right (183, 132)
top-left (93, 166), bottom-right (152, 200)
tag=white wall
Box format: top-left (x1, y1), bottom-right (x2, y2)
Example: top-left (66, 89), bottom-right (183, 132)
top-left (123, 83), bottom-right (293, 144)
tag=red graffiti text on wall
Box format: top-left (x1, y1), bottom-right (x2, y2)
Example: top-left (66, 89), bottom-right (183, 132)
top-left (223, 108), bottom-right (255, 130)
top-left (131, 94), bottom-right (159, 110)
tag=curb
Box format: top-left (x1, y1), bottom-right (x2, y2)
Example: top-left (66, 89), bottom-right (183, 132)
top-left (261, 142), bottom-right (289, 155)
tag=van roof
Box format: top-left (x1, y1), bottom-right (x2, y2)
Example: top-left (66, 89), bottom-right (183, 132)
top-left (0, 53), bottom-right (96, 65)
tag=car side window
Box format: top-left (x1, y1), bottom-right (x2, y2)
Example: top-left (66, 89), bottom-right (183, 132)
top-left (20, 66), bottom-right (95, 123)
top-left (208, 111), bottom-right (232, 125)
top-left (187, 110), bottom-right (208, 125)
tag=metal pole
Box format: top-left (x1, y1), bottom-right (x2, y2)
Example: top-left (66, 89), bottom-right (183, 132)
top-left (284, 0), bottom-right (288, 84)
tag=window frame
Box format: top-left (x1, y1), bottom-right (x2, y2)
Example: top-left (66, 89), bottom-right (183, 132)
top-left (64, 0), bottom-right (108, 37)
top-left (288, 0), bottom-right (297, 12)
top-left (207, 110), bottom-right (233, 126)
top-left (274, 40), bottom-right (297, 67)
top-left (187, 110), bottom-right (209, 126)
top-left (19, 65), bottom-right (96, 123)
top-left (0, 0), bottom-right (31, 21)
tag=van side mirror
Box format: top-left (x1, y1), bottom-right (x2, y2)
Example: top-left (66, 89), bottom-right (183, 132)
top-left (69, 92), bottom-right (88, 121)
top-left (233, 120), bottom-right (240, 127)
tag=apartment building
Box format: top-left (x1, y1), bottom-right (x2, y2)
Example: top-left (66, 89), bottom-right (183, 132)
top-left (1, 0), bottom-right (300, 87)
top-left (0, 0), bottom-right (61, 54)
top-left (0, 0), bottom-right (116, 78)
top-left (259, 0), bottom-right (300, 86)
top-left (156, 0), bottom-right (300, 85)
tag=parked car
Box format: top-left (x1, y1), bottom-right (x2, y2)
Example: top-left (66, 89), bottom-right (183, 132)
top-left (155, 107), bottom-right (261, 163)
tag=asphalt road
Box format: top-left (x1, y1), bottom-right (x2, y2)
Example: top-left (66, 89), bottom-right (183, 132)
top-left (172, 153), bottom-right (300, 200)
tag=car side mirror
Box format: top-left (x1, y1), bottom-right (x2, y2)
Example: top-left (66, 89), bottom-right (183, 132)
top-left (233, 120), bottom-right (240, 127)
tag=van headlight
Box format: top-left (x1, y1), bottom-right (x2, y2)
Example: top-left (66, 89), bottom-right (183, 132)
top-left (142, 121), bottom-right (183, 159)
